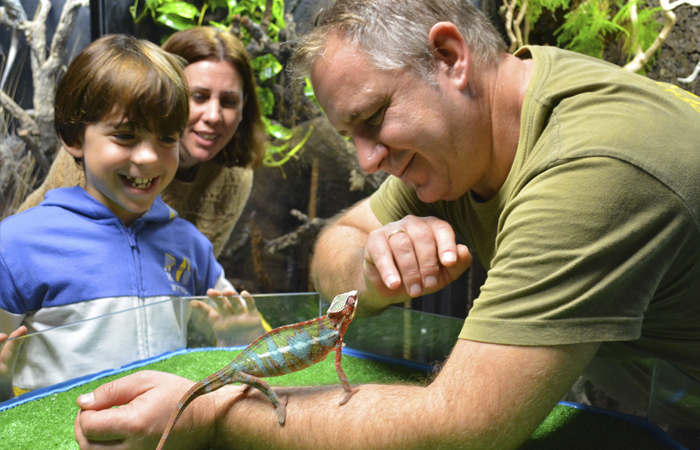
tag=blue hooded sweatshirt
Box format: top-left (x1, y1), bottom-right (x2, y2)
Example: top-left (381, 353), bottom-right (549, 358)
top-left (0, 186), bottom-right (232, 390)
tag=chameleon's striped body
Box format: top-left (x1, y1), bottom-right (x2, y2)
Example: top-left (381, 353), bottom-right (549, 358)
top-left (155, 291), bottom-right (359, 450)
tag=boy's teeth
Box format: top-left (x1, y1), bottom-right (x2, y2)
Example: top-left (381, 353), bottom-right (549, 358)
top-left (125, 176), bottom-right (153, 189)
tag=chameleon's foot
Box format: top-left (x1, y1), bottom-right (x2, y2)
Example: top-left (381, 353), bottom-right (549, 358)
top-left (338, 386), bottom-right (359, 406)
top-left (275, 395), bottom-right (288, 425)
top-left (240, 384), bottom-right (251, 395)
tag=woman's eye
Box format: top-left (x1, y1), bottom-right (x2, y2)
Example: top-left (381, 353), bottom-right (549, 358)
top-left (191, 92), bottom-right (208, 103)
top-left (366, 107), bottom-right (385, 127)
top-left (221, 95), bottom-right (242, 109)
top-left (221, 99), bottom-right (239, 108)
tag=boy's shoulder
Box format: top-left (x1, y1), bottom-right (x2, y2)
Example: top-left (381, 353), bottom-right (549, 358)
top-left (138, 198), bottom-right (216, 258)
top-left (2, 187), bottom-right (106, 235)
top-left (151, 211), bottom-right (216, 255)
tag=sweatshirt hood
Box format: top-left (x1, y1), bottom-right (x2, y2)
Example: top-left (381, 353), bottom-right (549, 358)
top-left (41, 186), bottom-right (177, 225)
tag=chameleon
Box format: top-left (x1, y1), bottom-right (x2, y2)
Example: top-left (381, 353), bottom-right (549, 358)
top-left (155, 290), bottom-right (359, 450)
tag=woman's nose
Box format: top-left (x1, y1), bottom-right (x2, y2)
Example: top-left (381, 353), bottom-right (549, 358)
top-left (202, 100), bottom-right (222, 123)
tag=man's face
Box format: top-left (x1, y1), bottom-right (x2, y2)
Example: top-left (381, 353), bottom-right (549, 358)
top-left (310, 36), bottom-right (488, 203)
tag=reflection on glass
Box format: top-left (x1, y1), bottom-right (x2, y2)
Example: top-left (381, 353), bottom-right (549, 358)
top-left (4, 292), bottom-right (467, 403)
top-left (3, 293), bottom-right (322, 398)
top-left (649, 359), bottom-right (700, 430)
top-left (336, 304), bottom-right (464, 366)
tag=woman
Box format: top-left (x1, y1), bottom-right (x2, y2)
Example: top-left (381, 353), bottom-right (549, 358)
top-left (18, 27), bottom-right (266, 258)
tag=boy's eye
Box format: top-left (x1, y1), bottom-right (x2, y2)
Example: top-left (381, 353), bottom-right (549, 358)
top-left (113, 133), bottom-right (136, 142)
top-left (159, 135), bottom-right (178, 146)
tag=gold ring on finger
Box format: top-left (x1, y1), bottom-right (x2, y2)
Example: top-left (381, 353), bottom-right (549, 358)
top-left (387, 229), bottom-right (408, 242)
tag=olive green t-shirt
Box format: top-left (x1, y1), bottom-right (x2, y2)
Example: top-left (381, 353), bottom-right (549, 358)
top-left (370, 46), bottom-right (700, 378)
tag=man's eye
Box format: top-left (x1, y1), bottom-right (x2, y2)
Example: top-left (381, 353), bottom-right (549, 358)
top-left (366, 107), bottom-right (385, 127)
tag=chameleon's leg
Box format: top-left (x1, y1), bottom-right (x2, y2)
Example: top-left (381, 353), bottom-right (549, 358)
top-left (236, 372), bottom-right (287, 425)
top-left (334, 341), bottom-right (359, 405)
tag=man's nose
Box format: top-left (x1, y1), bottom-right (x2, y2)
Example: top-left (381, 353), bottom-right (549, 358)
top-left (354, 135), bottom-right (388, 174)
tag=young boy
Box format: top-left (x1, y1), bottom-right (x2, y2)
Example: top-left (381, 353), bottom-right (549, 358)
top-left (0, 35), bottom-right (255, 401)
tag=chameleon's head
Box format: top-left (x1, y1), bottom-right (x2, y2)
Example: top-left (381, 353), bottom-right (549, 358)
top-left (327, 290), bottom-right (358, 322)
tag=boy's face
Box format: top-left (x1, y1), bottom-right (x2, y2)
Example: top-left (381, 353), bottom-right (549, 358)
top-left (63, 110), bottom-right (180, 225)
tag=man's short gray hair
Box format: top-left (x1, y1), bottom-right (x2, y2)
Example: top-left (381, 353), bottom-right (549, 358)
top-left (289, 0), bottom-right (507, 81)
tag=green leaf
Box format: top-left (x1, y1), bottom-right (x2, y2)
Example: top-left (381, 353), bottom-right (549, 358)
top-left (257, 87), bottom-right (274, 117)
top-left (272, 0), bottom-right (286, 28)
top-left (264, 126), bottom-right (314, 167)
top-left (251, 54), bottom-right (283, 81)
top-left (156, 12), bottom-right (196, 31)
top-left (266, 121), bottom-right (293, 140)
top-left (208, 20), bottom-right (228, 30)
top-left (209, 0), bottom-right (230, 9)
top-left (156, 1), bottom-right (200, 18)
top-left (303, 78), bottom-right (316, 100)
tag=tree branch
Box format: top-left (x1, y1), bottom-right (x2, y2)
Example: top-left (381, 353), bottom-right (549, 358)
top-left (624, 0), bottom-right (677, 73)
top-left (263, 210), bottom-right (327, 255)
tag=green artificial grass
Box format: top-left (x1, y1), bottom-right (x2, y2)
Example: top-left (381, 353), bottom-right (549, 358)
top-left (0, 349), bottom-right (679, 450)
top-left (0, 349), bottom-right (428, 449)
top-left (522, 404), bottom-right (673, 450)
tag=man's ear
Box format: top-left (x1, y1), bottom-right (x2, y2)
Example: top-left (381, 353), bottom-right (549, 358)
top-left (428, 22), bottom-right (470, 91)
top-left (61, 137), bottom-right (84, 159)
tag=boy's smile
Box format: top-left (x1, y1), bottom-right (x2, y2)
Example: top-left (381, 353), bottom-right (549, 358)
top-left (63, 110), bottom-right (180, 225)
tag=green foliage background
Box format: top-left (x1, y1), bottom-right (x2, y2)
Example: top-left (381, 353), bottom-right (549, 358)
top-left (131, 0), bottom-right (311, 166)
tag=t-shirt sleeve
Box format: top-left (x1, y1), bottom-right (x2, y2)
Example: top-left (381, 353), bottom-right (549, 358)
top-left (460, 157), bottom-right (696, 346)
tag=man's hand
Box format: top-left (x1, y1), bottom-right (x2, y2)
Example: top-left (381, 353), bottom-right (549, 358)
top-left (362, 215), bottom-right (472, 310)
top-left (74, 371), bottom-right (216, 450)
top-left (311, 199), bottom-right (472, 315)
top-left (0, 325), bottom-right (27, 401)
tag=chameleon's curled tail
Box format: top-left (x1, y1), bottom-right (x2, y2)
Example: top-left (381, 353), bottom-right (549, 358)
top-left (155, 374), bottom-right (230, 450)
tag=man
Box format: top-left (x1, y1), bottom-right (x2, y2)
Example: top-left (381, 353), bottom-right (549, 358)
top-left (74, 1), bottom-right (699, 448)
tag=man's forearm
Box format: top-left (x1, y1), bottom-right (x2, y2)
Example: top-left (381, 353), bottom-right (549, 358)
top-left (310, 221), bottom-right (395, 316)
top-left (208, 340), bottom-right (600, 450)
top-left (311, 219), bottom-right (368, 301)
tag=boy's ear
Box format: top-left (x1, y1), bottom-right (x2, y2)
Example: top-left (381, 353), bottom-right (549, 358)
top-left (61, 137), bottom-right (84, 158)
top-left (428, 22), bottom-right (470, 91)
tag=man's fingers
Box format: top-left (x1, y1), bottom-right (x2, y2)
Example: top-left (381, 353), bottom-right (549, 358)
top-left (77, 371), bottom-right (157, 411)
top-left (365, 231), bottom-right (403, 291)
top-left (76, 408), bottom-right (130, 443)
top-left (385, 227), bottom-right (424, 297)
top-left (425, 217), bottom-right (460, 268)
top-left (448, 244), bottom-right (473, 279)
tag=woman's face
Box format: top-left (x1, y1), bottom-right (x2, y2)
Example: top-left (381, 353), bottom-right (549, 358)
top-left (179, 59), bottom-right (245, 169)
